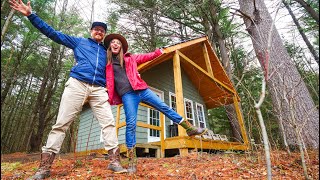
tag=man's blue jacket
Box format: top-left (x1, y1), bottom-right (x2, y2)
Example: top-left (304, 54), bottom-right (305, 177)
top-left (27, 13), bottom-right (107, 87)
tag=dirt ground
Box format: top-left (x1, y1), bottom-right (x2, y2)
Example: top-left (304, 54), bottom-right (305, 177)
top-left (1, 150), bottom-right (319, 179)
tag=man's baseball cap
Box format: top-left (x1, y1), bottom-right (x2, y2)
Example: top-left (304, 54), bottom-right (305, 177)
top-left (91, 22), bottom-right (107, 31)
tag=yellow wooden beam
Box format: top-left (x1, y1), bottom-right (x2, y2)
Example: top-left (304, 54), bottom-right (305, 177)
top-left (202, 42), bottom-right (214, 77)
top-left (173, 51), bottom-right (187, 137)
top-left (160, 113), bottom-right (165, 158)
top-left (233, 96), bottom-right (249, 148)
top-left (118, 121), bottom-right (162, 131)
top-left (75, 137), bottom-right (248, 157)
top-left (176, 50), bottom-right (235, 94)
top-left (164, 137), bottom-right (247, 151)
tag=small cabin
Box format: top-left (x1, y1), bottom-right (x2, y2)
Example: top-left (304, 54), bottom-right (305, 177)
top-left (75, 36), bottom-right (249, 157)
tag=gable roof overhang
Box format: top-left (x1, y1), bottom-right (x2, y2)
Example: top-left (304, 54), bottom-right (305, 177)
top-left (138, 36), bottom-right (239, 109)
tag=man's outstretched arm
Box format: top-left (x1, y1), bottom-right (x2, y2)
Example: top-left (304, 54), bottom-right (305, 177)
top-left (9, 0), bottom-right (80, 49)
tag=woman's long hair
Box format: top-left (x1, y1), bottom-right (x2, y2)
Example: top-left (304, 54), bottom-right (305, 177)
top-left (107, 44), bottom-right (124, 67)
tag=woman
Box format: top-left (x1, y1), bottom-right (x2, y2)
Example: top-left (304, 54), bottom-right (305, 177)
top-left (104, 34), bottom-right (207, 173)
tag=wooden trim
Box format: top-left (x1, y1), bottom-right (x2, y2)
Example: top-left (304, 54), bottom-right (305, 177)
top-left (173, 51), bottom-right (187, 137)
top-left (138, 53), bottom-right (173, 72)
top-left (162, 37), bottom-right (207, 54)
top-left (177, 50), bottom-right (235, 94)
top-left (202, 42), bottom-right (214, 76)
top-left (179, 148), bottom-right (189, 156)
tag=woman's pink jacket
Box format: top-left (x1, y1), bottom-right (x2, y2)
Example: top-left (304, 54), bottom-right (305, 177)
top-left (106, 49), bottom-right (163, 105)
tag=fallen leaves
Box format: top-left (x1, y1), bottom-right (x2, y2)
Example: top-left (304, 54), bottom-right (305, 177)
top-left (1, 150), bottom-right (319, 179)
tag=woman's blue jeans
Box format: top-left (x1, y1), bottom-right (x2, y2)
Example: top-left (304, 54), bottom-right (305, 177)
top-left (122, 88), bottom-right (183, 148)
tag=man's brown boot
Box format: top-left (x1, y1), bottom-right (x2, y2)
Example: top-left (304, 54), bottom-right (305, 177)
top-left (107, 147), bottom-right (127, 173)
top-left (127, 147), bottom-right (137, 174)
top-left (179, 120), bottom-right (208, 136)
top-left (28, 152), bottom-right (55, 180)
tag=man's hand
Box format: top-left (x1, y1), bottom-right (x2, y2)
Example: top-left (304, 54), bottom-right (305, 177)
top-left (9, 0), bottom-right (32, 16)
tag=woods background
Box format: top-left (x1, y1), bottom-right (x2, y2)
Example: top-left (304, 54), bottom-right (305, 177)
top-left (1, 0), bottom-right (318, 155)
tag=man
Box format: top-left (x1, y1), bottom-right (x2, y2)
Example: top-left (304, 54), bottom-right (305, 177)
top-left (9, 0), bottom-right (127, 179)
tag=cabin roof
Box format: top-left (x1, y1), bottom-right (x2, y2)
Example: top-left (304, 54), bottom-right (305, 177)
top-left (138, 36), bottom-right (238, 109)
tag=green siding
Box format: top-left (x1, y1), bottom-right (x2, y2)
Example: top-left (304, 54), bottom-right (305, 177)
top-left (76, 104), bottom-right (118, 152)
top-left (76, 60), bottom-right (209, 152)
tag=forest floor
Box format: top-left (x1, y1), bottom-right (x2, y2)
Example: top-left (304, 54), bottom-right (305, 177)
top-left (1, 149), bottom-right (319, 179)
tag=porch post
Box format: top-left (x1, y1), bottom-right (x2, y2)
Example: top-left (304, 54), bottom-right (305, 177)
top-left (173, 51), bottom-right (188, 156)
top-left (233, 95), bottom-right (249, 148)
top-left (116, 105), bottom-right (121, 136)
top-left (160, 113), bottom-right (165, 158)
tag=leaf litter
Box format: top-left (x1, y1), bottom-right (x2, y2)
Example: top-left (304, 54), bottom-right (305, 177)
top-left (1, 150), bottom-right (318, 179)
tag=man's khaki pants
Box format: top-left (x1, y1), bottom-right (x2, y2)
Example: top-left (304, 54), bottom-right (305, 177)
top-left (42, 77), bottom-right (118, 153)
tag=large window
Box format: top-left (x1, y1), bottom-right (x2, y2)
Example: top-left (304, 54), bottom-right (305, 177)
top-left (149, 108), bottom-right (160, 138)
top-left (196, 103), bottom-right (206, 128)
top-left (148, 87), bottom-right (164, 142)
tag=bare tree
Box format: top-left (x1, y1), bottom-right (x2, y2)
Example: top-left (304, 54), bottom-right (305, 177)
top-left (151, 0), bottom-right (246, 142)
top-left (282, 0), bottom-right (319, 65)
top-left (237, 0), bottom-right (319, 149)
top-left (192, 1), bottom-right (244, 142)
top-left (28, 0), bottom-right (69, 152)
top-left (283, 76), bottom-right (311, 179)
top-left (293, 0), bottom-right (319, 25)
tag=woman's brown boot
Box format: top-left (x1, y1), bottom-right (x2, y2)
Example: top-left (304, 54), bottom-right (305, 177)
top-left (127, 147), bottom-right (137, 174)
top-left (179, 120), bottom-right (208, 136)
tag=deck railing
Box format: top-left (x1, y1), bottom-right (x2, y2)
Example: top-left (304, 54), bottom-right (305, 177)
top-left (115, 103), bottom-right (165, 157)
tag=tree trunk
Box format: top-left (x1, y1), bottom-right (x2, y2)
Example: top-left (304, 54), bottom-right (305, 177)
top-left (204, 2), bottom-right (244, 142)
top-left (293, 0), bottom-right (319, 25)
top-left (283, 0), bottom-right (319, 65)
top-left (1, 37), bottom-right (32, 111)
top-left (28, 0), bottom-right (68, 152)
top-left (238, 0), bottom-right (319, 149)
top-left (1, 0), bottom-right (6, 11)
top-left (1, 9), bottom-right (15, 46)
top-left (29, 45), bottom-right (63, 152)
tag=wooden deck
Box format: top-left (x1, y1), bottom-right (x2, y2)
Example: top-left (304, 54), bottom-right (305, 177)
top-left (75, 136), bottom-right (248, 158)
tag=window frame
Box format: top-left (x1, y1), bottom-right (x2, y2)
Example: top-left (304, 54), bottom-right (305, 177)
top-left (195, 102), bottom-right (206, 128)
top-left (169, 92), bottom-right (177, 125)
top-left (184, 98), bottom-right (195, 126)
